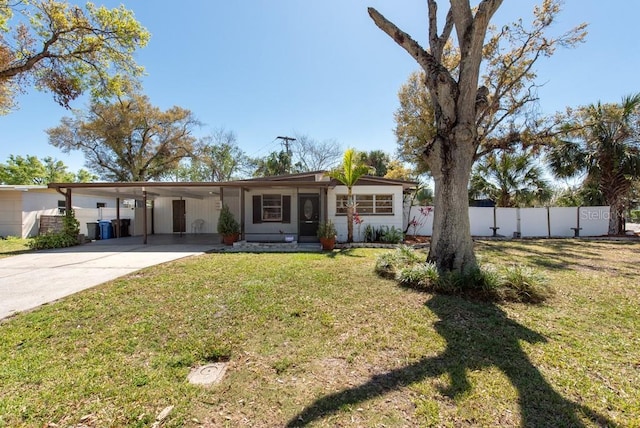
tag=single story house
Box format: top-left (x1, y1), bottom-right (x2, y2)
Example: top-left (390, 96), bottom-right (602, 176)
top-left (46, 172), bottom-right (417, 243)
top-left (0, 185), bottom-right (119, 238)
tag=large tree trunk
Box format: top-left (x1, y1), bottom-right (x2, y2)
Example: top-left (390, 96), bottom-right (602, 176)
top-left (369, 1), bottom-right (501, 273)
top-left (428, 132), bottom-right (477, 272)
top-left (430, 184), bottom-right (476, 271)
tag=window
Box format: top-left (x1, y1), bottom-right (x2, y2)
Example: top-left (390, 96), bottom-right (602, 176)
top-left (96, 202), bottom-right (106, 208)
top-left (252, 194), bottom-right (291, 223)
top-left (57, 200), bottom-right (66, 215)
top-left (336, 194), bottom-right (393, 215)
top-left (262, 194), bottom-right (282, 221)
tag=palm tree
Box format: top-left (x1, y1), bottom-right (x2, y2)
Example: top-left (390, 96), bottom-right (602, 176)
top-left (469, 149), bottom-right (551, 207)
top-left (327, 149), bottom-right (372, 243)
top-left (548, 93), bottom-right (640, 234)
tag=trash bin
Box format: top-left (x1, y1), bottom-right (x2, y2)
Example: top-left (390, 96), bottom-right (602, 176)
top-left (98, 220), bottom-right (113, 240)
top-left (111, 219), bottom-right (131, 237)
top-left (86, 222), bottom-right (99, 240)
top-left (122, 218), bottom-right (131, 237)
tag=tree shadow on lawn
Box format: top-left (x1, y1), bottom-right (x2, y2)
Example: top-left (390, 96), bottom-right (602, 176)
top-left (286, 294), bottom-right (617, 427)
top-left (477, 239), bottom-right (632, 274)
top-left (323, 248), bottom-right (365, 259)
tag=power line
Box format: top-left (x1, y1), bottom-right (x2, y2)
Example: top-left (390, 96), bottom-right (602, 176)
top-left (276, 136), bottom-right (296, 157)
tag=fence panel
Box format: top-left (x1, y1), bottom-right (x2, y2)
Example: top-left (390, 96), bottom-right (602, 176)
top-left (520, 208), bottom-right (549, 237)
top-left (495, 208), bottom-right (519, 237)
top-left (392, 205), bottom-right (612, 238)
top-left (469, 207), bottom-right (494, 236)
top-left (549, 207), bottom-right (577, 237)
top-left (579, 206), bottom-right (609, 236)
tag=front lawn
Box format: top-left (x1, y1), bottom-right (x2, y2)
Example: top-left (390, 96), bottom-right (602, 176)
top-left (0, 237), bottom-right (31, 258)
top-left (0, 240), bottom-right (638, 427)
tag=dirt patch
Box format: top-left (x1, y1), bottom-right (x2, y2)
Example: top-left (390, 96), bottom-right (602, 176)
top-left (403, 236), bottom-right (430, 245)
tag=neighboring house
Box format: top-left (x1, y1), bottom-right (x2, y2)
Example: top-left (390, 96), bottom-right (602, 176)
top-left (0, 185), bottom-right (118, 238)
top-left (46, 172), bottom-right (417, 243)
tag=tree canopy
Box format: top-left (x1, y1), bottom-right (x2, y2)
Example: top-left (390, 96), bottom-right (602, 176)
top-left (252, 150), bottom-right (295, 177)
top-left (359, 150), bottom-right (391, 177)
top-left (469, 149), bottom-right (551, 207)
top-left (394, 71), bottom-right (436, 175)
top-left (47, 92), bottom-right (199, 181)
top-left (0, 0), bottom-right (149, 114)
top-left (0, 154), bottom-right (95, 184)
top-left (370, 0), bottom-right (586, 272)
top-left (291, 134), bottom-right (342, 172)
top-left (169, 129), bottom-right (251, 182)
top-left (548, 93), bottom-right (640, 234)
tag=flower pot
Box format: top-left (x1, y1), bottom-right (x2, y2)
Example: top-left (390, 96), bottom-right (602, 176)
top-left (222, 233), bottom-right (239, 245)
top-left (319, 236), bottom-right (336, 251)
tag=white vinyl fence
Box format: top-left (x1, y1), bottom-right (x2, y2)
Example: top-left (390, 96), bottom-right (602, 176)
top-left (404, 206), bottom-right (610, 238)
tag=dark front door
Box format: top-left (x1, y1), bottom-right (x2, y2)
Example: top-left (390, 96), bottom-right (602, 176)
top-left (172, 199), bottom-right (186, 233)
top-left (299, 194), bottom-right (319, 242)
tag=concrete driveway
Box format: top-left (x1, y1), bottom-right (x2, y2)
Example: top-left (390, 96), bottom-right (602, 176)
top-left (0, 242), bottom-right (216, 321)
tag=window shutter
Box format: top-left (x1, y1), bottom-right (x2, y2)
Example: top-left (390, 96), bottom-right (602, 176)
top-left (252, 195), bottom-right (262, 223)
top-left (282, 195), bottom-right (291, 223)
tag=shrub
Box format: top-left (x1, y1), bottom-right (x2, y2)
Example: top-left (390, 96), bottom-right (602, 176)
top-left (396, 262), bottom-right (439, 290)
top-left (375, 245), bottom-right (424, 278)
top-left (375, 246), bottom-right (424, 279)
top-left (375, 247), bottom-right (551, 303)
top-left (374, 252), bottom-right (400, 278)
top-left (217, 204), bottom-right (240, 236)
top-left (28, 211), bottom-right (80, 250)
top-left (381, 226), bottom-right (404, 244)
top-left (317, 220), bottom-right (337, 239)
top-left (435, 265), bottom-right (501, 296)
top-left (363, 224), bottom-right (375, 242)
top-left (29, 232), bottom-right (76, 250)
top-left (499, 264), bottom-right (552, 303)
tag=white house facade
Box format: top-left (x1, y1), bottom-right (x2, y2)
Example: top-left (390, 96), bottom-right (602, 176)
top-left (0, 185), bottom-right (118, 238)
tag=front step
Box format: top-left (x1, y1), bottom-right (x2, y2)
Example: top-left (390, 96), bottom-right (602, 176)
top-left (229, 241), bottom-right (322, 252)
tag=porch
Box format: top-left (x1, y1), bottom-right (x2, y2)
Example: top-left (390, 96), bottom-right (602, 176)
top-left (84, 233), bottom-right (322, 252)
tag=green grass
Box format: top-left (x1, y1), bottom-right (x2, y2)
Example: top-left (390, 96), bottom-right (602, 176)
top-left (0, 240), bottom-right (639, 427)
top-left (0, 237), bottom-right (31, 258)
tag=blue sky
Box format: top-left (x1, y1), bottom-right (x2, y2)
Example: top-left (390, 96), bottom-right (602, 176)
top-left (1, 0), bottom-right (638, 174)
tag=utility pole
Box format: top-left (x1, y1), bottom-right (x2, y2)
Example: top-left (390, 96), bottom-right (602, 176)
top-left (276, 136), bottom-right (296, 173)
top-left (276, 136), bottom-right (296, 157)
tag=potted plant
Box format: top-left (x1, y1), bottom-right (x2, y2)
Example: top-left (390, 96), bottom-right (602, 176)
top-left (317, 220), bottom-right (337, 250)
top-left (217, 204), bottom-right (240, 245)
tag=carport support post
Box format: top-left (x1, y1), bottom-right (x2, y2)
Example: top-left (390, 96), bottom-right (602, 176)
top-left (115, 198), bottom-right (121, 238)
top-left (143, 190), bottom-right (148, 245)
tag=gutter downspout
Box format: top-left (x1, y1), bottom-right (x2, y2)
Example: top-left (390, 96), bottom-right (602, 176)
top-left (143, 189), bottom-right (148, 245)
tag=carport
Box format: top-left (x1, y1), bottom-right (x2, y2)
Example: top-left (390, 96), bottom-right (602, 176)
top-left (48, 182), bottom-right (235, 244)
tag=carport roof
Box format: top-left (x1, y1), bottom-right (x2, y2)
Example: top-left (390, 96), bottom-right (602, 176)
top-left (47, 179), bottom-right (334, 200)
top-left (47, 173), bottom-right (417, 200)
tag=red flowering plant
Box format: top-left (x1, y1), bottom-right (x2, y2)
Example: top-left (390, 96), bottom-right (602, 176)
top-left (408, 206), bottom-right (433, 238)
top-left (353, 212), bottom-right (364, 241)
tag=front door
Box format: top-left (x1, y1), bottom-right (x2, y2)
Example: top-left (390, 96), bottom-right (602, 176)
top-left (298, 194), bottom-right (319, 242)
top-left (172, 199), bottom-right (186, 233)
